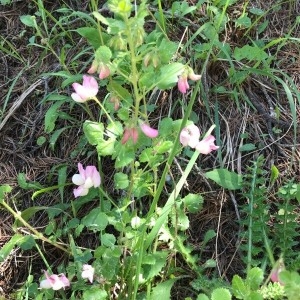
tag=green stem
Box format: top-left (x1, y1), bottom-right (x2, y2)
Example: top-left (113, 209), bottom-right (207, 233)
top-left (124, 16), bottom-right (141, 125)
top-left (93, 97), bottom-right (114, 124)
top-left (1, 199), bottom-right (70, 254)
top-left (132, 80), bottom-right (202, 300)
top-left (145, 150), bottom-right (200, 249)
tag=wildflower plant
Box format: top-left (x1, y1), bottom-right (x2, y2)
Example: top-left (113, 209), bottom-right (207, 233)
top-left (0, 1), bottom-right (219, 299)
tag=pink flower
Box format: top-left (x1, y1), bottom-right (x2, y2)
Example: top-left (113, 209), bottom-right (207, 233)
top-left (71, 75), bottom-right (99, 103)
top-left (81, 264), bottom-right (94, 283)
top-left (72, 163), bottom-right (101, 198)
top-left (178, 68), bottom-right (201, 94)
top-left (140, 123), bottom-right (158, 138)
top-left (180, 124), bottom-right (200, 148)
top-left (40, 271), bottom-right (70, 290)
top-left (195, 135), bottom-right (219, 154)
top-left (178, 74), bottom-right (189, 94)
top-left (121, 128), bottom-right (139, 144)
top-left (270, 259), bottom-right (285, 285)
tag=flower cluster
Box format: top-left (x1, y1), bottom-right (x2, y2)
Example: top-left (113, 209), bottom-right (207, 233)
top-left (72, 163), bottom-right (101, 198)
top-left (40, 265), bottom-right (95, 291)
top-left (177, 67), bottom-right (201, 94)
top-left (88, 61), bottom-right (110, 79)
top-left (180, 124), bottom-right (219, 154)
top-left (40, 271), bottom-right (70, 290)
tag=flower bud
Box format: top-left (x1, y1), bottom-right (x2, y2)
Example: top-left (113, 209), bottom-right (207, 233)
top-left (99, 64), bottom-right (110, 79)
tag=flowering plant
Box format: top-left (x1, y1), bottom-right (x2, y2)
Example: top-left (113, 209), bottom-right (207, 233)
top-left (5, 1), bottom-right (221, 299)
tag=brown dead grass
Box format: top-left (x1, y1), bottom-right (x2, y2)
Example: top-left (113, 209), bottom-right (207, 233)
top-left (0, 0), bottom-right (299, 299)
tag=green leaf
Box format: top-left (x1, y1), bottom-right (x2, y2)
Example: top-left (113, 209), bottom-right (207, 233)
top-left (239, 143), bottom-right (256, 152)
top-left (150, 278), bottom-right (177, 300)
top-left (233, 45), bottom-right (268, 61)
top-left (246, 267), bottom-right (264, 290)
top-left (82, 287), bottom-right (107, 300)
top-left (95, 45), bottom-right (112, 63)
top-left (139, 148), bottom-right (152, 163)
top-left (183, 193), bottom-right (204, 213)
top-left (203, 259), bottom-right (216, 268)
top-left (203, 229), bottom-right (216, 245)
top-left (213, 0), bottom-right (238, 6)
top-left (19, 235), bottom-right (36, 250)
top-left (205, 169), bottom-right (243, 190)
top-left (101, 233), bottom-right (116, 248)
top-left (44, 101), bottom-right (64, 133)
top-left (36, 136), bottom-right (46, 146)
top-left (83, 121), bottom-right (104, 145)
top-left (107, 121), bottom-right (123, 137)
top-left (143, 252), bottom-right (168, 280)
top-left (114, 172), bottom-right (129, 189)
top-left (296, 184), bottom-right (300, 203)
top-left (211, 288), bottom-right (232, 300)
top-left (49, 127), bottom-right (69, 150)
top-left (92, 11), bottom-right (109, 25)
top-left (81, 208), bottom-right (108, 231)
top-left (236, 15), bottom-right (251, 28)
top-left (197, 294), bottom-right (210, 300)
top-left (58, 165), bottom-right (67, 202)
top-left (83, 121), bottom-right (119, 156)
top-left (156, 63), bottom-right (184, 89)
top-left (96, 138), bottom-right (115, 156)
top-left (199, 23), bottom-right (217, 40)
top-left (0, 234), bottom-right (23, 262)
top-left (114, 145), bottom-right (135, 168)
top-left (1, 0), bottom-right (12, 4)
top-left (232, 275), bottom-right (248, 299)
top-left (20, 15), bottom-right (36, 27)
top-left (154, 141), bottom-right (173, 154)
top-left (158, 118), bottom-right (173, 136)
top-left (0, 184), bottom-right (12, 200)
top-left (108, 81), bottom-right (132, 103)
top-left (249, 8), bottom-right (264, 15)
top-left (247, 291), bottom-right (263, 300)
top-left (270, 165), bottom-right (279, 186)
top-left (17, 173), bottom-right (43, 190)
top-left (158, 39), bottom-right (178, 64)
top-left (76, 27), bottom-right (102, 49)
top-left (174, 209), bottom-right (189, 231)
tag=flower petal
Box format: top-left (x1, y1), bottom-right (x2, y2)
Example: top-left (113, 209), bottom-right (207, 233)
top-left (59, 274), bottom-right (70, 288)
top-left (40, 279), bottom-right (52, 289)
top-left (180, 124), bottom-right (200, 148)
top-left (82, 264), bottom-right (95, 283)
top-left (73, 186), bottom-right (89, 198)
top-left (195, 135), bottom-right (219, 154)
top-left (72, 174), bottom-right (85, 186)
top-left (71, 92), bottom-right (84, 103)
top-left (140, 123), bottom-right (158, 138)
top-left (82, 75), bottom-right (99, 96)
